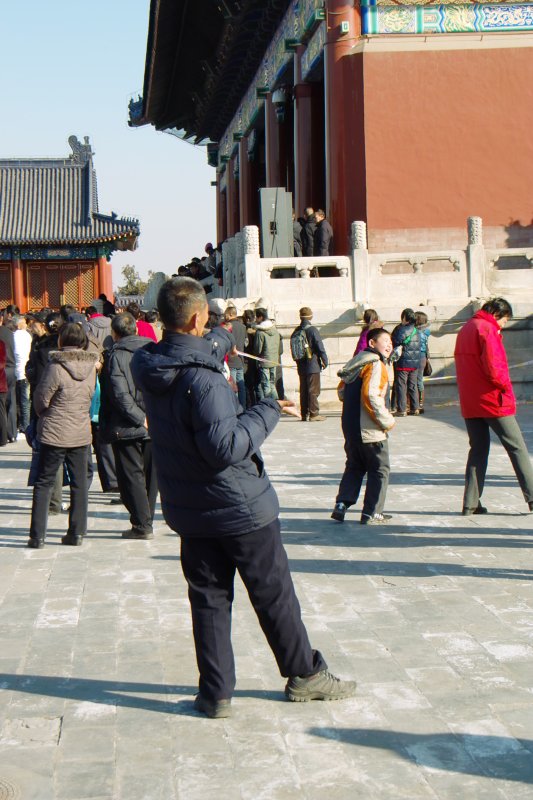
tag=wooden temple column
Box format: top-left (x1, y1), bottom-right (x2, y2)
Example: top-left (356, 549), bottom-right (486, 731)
top-left (216, 174), bottom-right (225, 244)
top-left (225, 156), bottom-right (240, 238)
top-left (324, 0), bottom-right (364, 254)
top-left (239, 137), bottom-right (255, 229)
top-left (293, 47), bottom-right (322, 217)
top-left (97, 251), bottom-right (113, 300)
top-left (11, 250), bottom-right (26, 313)
top-left (265, 93), bottom-right (288, 189)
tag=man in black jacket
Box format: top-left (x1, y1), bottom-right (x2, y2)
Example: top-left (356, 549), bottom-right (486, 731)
top-left (314, 209), bottom-right (334, 256)
top-left (0, 313), bottom-right (17, 442)
top-left (100, 313), bottom-right (157, 539)
top-left (300, 207), bottom-right (316, 257)
top-left (292, 307), bottom-right (328, 421)
top-left (131, 277), bottom-right (355, 718)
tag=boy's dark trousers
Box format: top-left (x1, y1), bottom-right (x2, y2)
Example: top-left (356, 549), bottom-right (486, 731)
top-left (180, 519), bottom-right (327, 702)
top-left (335, 439), bottom-right (390, 517)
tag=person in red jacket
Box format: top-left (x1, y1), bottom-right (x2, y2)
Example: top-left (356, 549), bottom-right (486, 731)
top-left (454, 298), bottom-right (533, 515)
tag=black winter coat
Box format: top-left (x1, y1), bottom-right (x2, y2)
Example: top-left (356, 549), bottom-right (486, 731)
top-left (295, 319), bottom-right (328, 375)
top-left (131, 331), bottom-right (281, 538)
top-left (99, 335), bottom-right (152, 443)
top-left (301, 220), bottom-right (316, 257)
top-left (314, 219), bottom-right (334, 256)
top-left (392, 323), bottom-right (421, 370)
top-left (26, 332), bottom-right (59, 398)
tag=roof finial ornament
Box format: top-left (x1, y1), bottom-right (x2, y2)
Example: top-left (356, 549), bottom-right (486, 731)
top-left (68, 135), bottom-right (94, 165)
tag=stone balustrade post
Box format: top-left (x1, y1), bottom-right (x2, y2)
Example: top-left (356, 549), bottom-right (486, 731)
top-left (466, 216), bottom-right (487, 297)
top-left (351, 220), bottom-right (369, 303)
top-left (241, 226), bottom-right (261, 298)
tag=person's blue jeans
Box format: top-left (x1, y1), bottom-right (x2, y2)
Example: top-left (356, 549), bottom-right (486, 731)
top-left (230, 367), bottom-right (246, 409)
top-left (16, 379), bottom-right (30, 433)
top-left (256, 367), bottom-right (278, 401)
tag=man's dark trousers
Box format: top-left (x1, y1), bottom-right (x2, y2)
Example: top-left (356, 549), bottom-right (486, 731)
top-left (91, 422), bottom-right (117, 492)
top-left (5, 367), bottom-right (17, 440)
top-left (180, 519), bottom-right (327, 702)
top-left (464, 416), bottom-right (533, 510)
top-left (112, 438), bottom-right (158, 533)
top-left (299, 372), bottom-right (320, 419)
top-left (336, 439), bottom-right (390, 517)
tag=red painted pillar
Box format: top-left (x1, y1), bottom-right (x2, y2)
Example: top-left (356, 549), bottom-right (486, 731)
top-left (293, 47), bottom-right (325, 217)
top-left (216, 174), bottom-right (224, 245)
top-left (97, 253), bottom-right (112, 301)
top-left (324, 0), bottom-right (364, 254)
top-left (265, 93), bottom-right (288, 189)
top-left (11, 251), bottom-right (26, 312)
top-left (226, 156), bottom-right (240, 238)
top-left (239, 138), bottom-right (254, 229)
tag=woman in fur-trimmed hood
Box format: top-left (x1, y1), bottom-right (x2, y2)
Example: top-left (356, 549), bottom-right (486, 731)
top-left (28, 323), bottom-right (98, 549)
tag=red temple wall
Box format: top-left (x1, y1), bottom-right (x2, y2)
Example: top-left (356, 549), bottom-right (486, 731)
top-left (361, 45), bottom-right (533, 251)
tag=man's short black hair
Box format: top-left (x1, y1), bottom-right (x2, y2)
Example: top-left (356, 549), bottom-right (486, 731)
top-left (367, 327), bottom-right (390, 344)
top-left (85, 306), bottom-right (98, 316)
top-left (59, 322), bottom-right (88, 350)
top-left (482, 297), bottom-right (513, 320)
top-left (157, 278), bottom-right (207, 330)
top-left (126, 302), bottom-right (142, 320)
top-left (111, 312), bottom-right (137, 338)
top-left (401, 308), bottom-right (416, 324)
top-left (60, 304), bottom-right (76, 321)
top-left (255, 307), bottom-right (268, 320)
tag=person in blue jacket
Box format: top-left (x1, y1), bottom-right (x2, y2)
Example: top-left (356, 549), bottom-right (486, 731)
top-left (131, 277), bottom-right (355, 718)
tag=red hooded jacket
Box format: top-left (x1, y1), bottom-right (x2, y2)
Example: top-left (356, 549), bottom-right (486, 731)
top-left (454, 310), bottom-right (515, 419)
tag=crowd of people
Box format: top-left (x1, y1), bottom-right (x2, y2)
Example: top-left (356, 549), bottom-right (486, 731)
top-left (1, 282), bottom-right (531, 717)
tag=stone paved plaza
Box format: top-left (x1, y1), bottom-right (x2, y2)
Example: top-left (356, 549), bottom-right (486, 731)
top-left (0, 405), bottom-right (532, 800)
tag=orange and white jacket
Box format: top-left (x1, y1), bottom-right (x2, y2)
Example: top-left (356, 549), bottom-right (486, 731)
top-left (337, 351), bottom-right (395, 443)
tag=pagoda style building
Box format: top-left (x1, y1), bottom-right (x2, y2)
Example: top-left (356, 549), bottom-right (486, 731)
top-left (0, 136), bottom-right (140, 312)
top-left (130, 0), bottom-right (533, 255)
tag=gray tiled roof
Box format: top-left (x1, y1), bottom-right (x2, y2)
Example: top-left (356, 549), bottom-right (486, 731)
top-left (0, 141), bottom-right (139, 247)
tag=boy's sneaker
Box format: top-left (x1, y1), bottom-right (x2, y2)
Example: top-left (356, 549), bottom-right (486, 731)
top-left (193, 693), bottom-right (232, 719)
top-left (331, 502), bottom-right (347, 522)
top-left (360, 513), bottom-right (392, 525)
top-left (285, 669), bottom-right (357, 702)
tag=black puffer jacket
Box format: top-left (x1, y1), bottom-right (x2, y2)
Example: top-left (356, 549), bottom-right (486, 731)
top-left (99, 335), bottom-right (152, 442)
top-left (131, 331), bottom-right (281, 538)
top-left (26, 333), bottom-right (60, 415)
top-left (392, 323), bottom-right (421, 370)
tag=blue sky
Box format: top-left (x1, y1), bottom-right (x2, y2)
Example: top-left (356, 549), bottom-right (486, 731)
top-left (0, 0), bottom-right (216, 287)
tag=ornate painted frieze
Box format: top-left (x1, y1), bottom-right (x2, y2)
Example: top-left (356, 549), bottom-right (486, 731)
top-left (361, 0), bottom-right (530, 5)
top-left (362, 2), bottom-right (533, 32)
top-left (301, 21), bottom-right (326, 80)
top-left (0, 249), bottom-right (11, 261)
top-left (20, 247), bottom-right (97, 261)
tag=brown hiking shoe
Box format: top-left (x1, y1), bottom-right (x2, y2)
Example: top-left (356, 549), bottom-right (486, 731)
top-left (309, 415), bottom-right (326, 422)
top-left (285, 669), bottom-right (356, 702)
